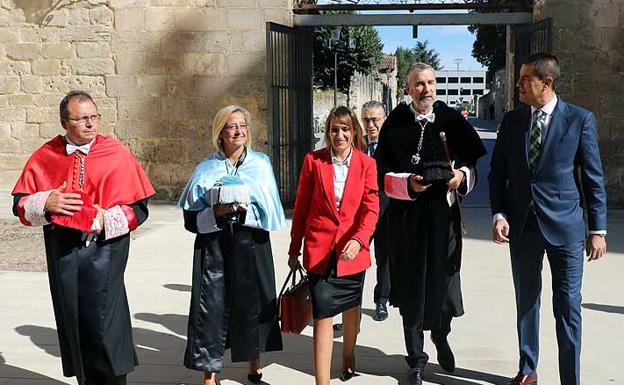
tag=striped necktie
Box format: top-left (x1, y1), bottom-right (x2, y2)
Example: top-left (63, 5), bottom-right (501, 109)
top-left (367, 141), bottom-right (377, 156)
top-left (528, 110), bottom-right (545, 174)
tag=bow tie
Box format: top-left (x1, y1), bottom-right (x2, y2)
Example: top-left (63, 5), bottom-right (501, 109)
top-left (66, 143), bottom-right (91, 155)
top-left (416, 112), bottom-right (435, 123)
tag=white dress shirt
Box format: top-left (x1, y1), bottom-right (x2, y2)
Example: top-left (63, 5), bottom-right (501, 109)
top-left (332, 147), bottom-right (353, 210)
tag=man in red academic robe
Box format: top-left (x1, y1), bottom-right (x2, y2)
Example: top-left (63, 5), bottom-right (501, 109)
top-left (11, 91), bottom-right (155, 385)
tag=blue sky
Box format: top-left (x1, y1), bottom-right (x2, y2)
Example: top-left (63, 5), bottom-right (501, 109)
top-left (375, 25), bottom-right (486, 71)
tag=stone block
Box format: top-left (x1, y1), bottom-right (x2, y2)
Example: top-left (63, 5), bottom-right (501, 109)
top-left (76, 42), bottom-right (112, 58)
top-left (67, 58), bottom-right (115, 75)
top-left (11, 122), bottom-right (39, 139)
top-left (42, 76), bottom-right (106, 96)
top-left (160, 31), bottom-right (211, 54)
top-left (227, 9), bottom-right (263, 30)
top-left (180, 53), bottom-right (217, 75)
top-left (117, 96), bottom-right (161, 120)
top-left (106, 75), bottom-right (164, 97)
top-left (144, 54), bottom-right (177, 75)
top-left (0, 76), bottom-right (19, 94)
top-left (145, 8), bottom-right (175, 31)
top-left (165, 75), bottom-right (195, 97)
top-left (67, 7), bottom-right (91, 26)
top-left (61, 27), bottom-right (112, 42)
top-left (188, 0), bottom-right (216, 6)
top-left (0, 96), bottom-right (7, 108)
top-left (6, 43), bottom-right (42, 61)
top-left (26, 107), bottom-right (55, 124)
top-left (39, 123), bottom-right (59, 139)
top-left (151, 0), bottom-right (187, 6)
top-left (263, 8), bottom-right (292, 25)
top-left (32, 59), bottom-right (67, 76)
top-left (216, 0), bottom-right (251, 6)
top-left (112, 31), bottom-right (160, 53)
top-left (42, 43), bottom-right (75, 59)
top-left (0, 108), bottom-right (26, 123)
top-left (0, 61), bottom-right (31, 76)
top-left (0, 138), bottom-right (20, 153)
top-left (0, 122), bottom-right (10, 138)
top-left (591, 4), bottom-right (619, 27)
top-left (33, 94), bottom-right (61, 107)
top-left (116, 53), bottom-right (146, 75)
top-left (19, 28), bottom-right (61, 43)
top-left (90, 7), bottom-right (114, 27)
top-left (173, 8), bottom-right (226, 31)
top-left (110, 0), bottom-right (151, 7)
top-left (0, 28), bottom-right (18, 42)
top-left (9, 94), bottom-right (34, 106)
top-left (226, 53), bottom-right (264, 77)
top-left (42, 10), bottom-right (67, 27)
top-left (114, 7), bottom-right (145, 31)
top-left (258, 0), bottom-right (289, 7)
top-left (241, 30), bottom-right (266, 52)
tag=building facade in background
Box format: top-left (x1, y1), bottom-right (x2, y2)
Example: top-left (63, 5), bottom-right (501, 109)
top-left (435, 70), bottom-right (487, 111)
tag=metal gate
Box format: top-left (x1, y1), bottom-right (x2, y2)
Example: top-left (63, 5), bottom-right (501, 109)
top-left (267, 22), bottom-right (313, 207)
top-left (513, 18), bottom-right (553, 108)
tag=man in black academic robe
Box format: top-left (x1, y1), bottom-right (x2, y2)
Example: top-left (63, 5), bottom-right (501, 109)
top-left (375, 64), bottom-right (486, 385)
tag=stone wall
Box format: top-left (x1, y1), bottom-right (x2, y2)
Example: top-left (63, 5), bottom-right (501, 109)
top-left (0, 0), bottom-right (291, 199)
top-left (538, 0), bottom-right (624, 206)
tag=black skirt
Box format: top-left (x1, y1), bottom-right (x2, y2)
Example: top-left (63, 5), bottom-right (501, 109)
top-left (308, 254), bottom-right (365, 319)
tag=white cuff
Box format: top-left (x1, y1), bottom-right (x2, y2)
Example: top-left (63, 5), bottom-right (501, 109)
top-left (492, 212), bottom-right (507, 224)
top-left (24, 190), bottom-right (53, 226)
top-left (589, 230), bottom-right (606, 235)
top-left (459, 166), bottom-right (475, 195)
top-left (384, 172), bottom-right (416, 201)
top-left (103, 205), bottom-right (129, 240)
top-left (197, 206), bottom-right (221, 233)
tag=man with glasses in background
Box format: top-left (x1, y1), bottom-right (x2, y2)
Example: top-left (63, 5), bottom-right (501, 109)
top-left (11, 90), bottom-right (155, 385)
top-left (361, 101), bottom-right (391, 322)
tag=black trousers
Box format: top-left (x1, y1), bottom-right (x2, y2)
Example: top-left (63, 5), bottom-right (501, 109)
top-left (372, 212), bottom-right (391, 305)
top-left (403, 310), bottom-right (453, 369)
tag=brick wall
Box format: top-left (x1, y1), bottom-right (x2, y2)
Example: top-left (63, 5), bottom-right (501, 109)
top-left (0, 0), bottom-right (292, 199)
top-left (539, 0), bottom-right (624, 206)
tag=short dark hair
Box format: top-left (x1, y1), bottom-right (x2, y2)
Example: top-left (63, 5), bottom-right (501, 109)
top-left (362, 100), bottom-right (386, 116)
top-left (59, 90), bottom-right (96, 119)
top-left (524, 52), bottom-right (560, 90)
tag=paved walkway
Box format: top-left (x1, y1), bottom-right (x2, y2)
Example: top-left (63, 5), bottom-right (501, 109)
top-left (1, 123), bottom-right (623, 384)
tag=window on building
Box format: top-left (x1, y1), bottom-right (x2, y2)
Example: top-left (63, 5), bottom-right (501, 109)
top-left (460, 88), bottom-right (471, 95)
top-left (448, 89), bottom-right (458, 95)
top-left (473, 77), bottom-right (484, 83)
top-left (449, 100), bottom-right (456, 105)
top-left (436, 77), bottom-right (446, 83)
top-left (437, 89), bottom-right (446, 95)
top-left (448, 77), bottom-right (459, 83)
top-left (460, 77), bottom-right (471, 83)
top-left (473, 89), bottom-right (484, 95)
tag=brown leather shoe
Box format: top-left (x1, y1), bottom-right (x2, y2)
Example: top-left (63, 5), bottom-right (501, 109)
top-left (508, 372), bottom-right (538, 385)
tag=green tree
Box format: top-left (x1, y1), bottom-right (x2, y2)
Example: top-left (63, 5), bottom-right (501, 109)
top-left (313, 25), bottom-right (384, 94)
top-left (412, 40), bottom-right (442, 70)
top-left (395, 40), bottom-right (442, 89)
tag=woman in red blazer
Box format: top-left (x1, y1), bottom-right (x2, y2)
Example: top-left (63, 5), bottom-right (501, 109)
top-left (288, 106), bottom-right (379, 385)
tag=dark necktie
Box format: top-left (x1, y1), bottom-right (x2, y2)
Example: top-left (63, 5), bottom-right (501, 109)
top-left (367, 141), bottom-right (377, 156)
top-left (528, 110), bottom-right (545, 174)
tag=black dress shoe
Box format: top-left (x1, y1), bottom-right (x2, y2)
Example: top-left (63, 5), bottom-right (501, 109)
top-left (372, 302), bottom-right (389, 321)
top-left (508, 372), bottom-right (538, 385)
top-left (340, 369), bottom-right (356, 381)
top-left (247, 372), bottom-right (262, 383)
top-left (406, 369), bottom-right (423, 385)
top-left (431, 335), bottom-right (455, 373)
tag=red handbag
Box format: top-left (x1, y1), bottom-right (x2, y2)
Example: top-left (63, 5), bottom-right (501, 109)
top-left (278, 266), bottom-right (312, 334)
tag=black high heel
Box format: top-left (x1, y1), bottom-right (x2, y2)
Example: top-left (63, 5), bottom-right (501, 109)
top-left (247, 372), bottom-right (262, 383)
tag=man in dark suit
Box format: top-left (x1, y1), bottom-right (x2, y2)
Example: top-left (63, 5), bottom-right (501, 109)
top-left (489, 52), bottom-right (607, 385)
top-left (361, 100), bottom-right (391, 321)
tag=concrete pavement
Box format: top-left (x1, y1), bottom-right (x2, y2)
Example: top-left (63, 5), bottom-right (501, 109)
top-left (1, 122), bottom-right (623, 384)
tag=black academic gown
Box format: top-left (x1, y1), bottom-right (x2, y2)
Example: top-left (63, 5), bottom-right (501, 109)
top-left (11, 196), bottom-right (149, 385)
top-left (182, 212), bottom-right (282, 373)
top-left (375, 101), bottom-right (486, 330)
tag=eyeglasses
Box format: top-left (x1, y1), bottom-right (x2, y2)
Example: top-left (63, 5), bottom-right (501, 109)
top-left (224, 123), bottom-right (249, 131)
top-left (362, 117), bottom-right (383, 124)
top-left (66, 114), bottom-right (101, 124)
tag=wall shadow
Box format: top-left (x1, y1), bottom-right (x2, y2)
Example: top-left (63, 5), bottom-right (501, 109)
top-left (582, 303), bottom-right (624, 315)
top-left (0, 352), bottom-right (67, 383)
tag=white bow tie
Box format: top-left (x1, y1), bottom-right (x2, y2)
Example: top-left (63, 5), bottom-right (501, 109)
top-left (416, 112), bottom-right (435, 123)
top-left (66, 143), bottom-right (91, 155)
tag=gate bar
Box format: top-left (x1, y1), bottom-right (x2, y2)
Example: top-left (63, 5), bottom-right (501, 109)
top-left (294, 12), bottom-right (533, 27)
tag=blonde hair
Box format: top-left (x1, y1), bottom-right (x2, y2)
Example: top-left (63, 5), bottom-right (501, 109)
top-left (211, 105), bottom-right (253, 150)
